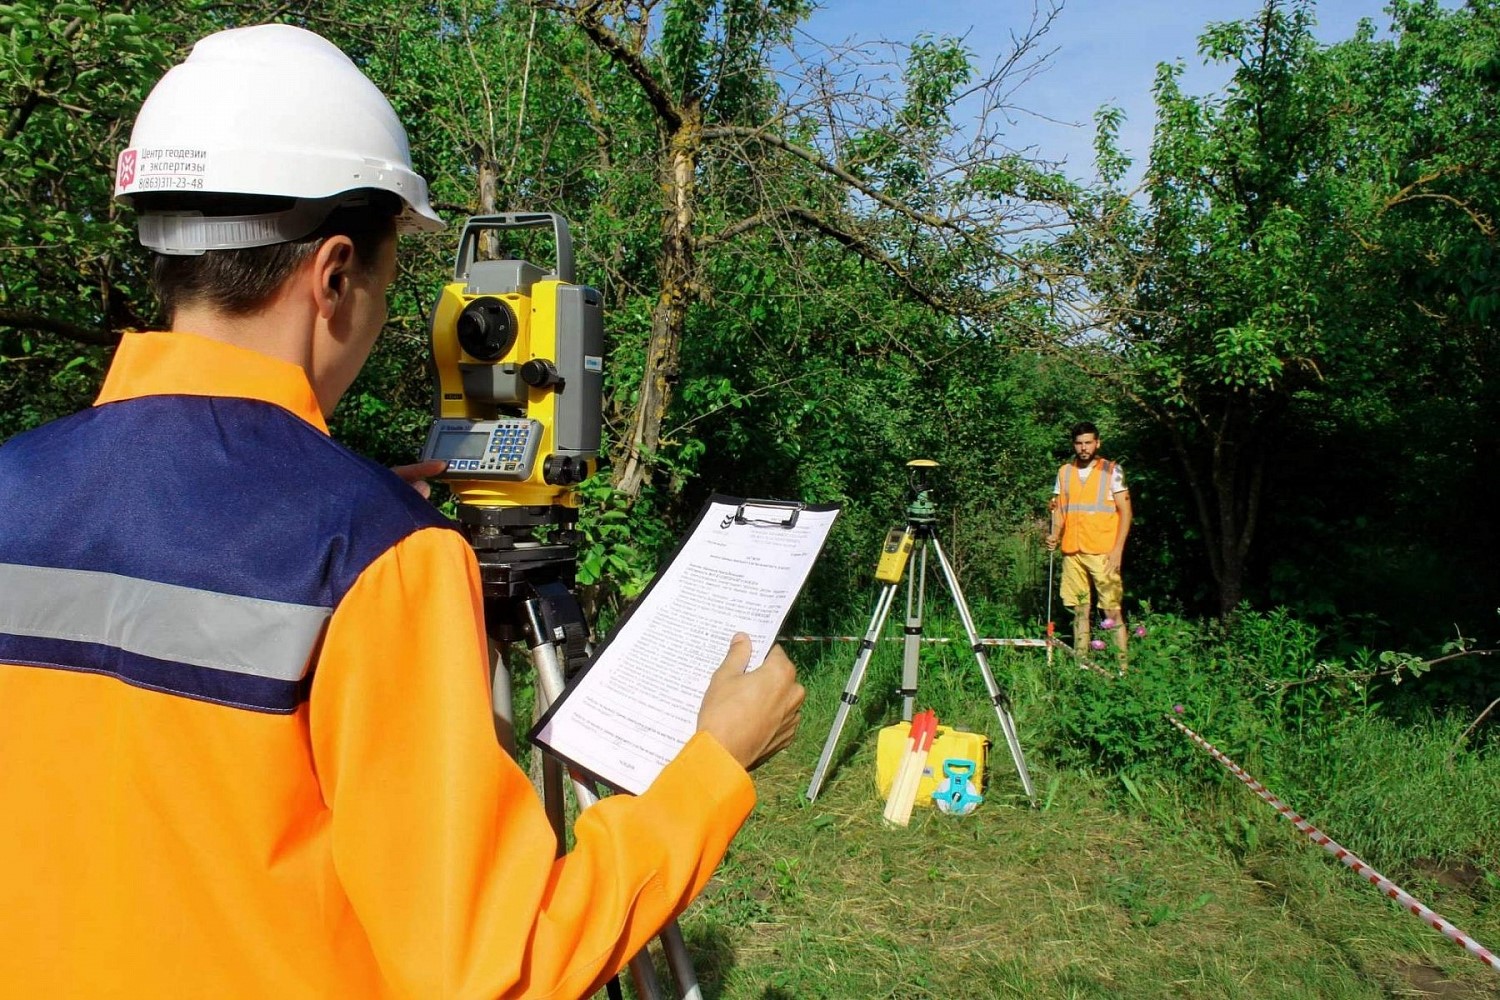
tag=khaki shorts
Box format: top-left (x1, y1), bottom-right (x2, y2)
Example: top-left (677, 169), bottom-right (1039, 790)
top-left (1060, 552), bottom-right (1123, 610)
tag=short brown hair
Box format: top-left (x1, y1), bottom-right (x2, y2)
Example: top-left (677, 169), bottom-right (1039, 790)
top-left (138, 190), bottom-right (400, 320)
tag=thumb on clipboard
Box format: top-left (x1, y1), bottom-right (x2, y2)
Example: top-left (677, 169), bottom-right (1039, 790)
top-left (696, 632), bottom-right (805, 772)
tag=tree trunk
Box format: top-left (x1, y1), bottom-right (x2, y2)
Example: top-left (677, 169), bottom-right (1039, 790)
top-left (1164, 400), bottom-right (1266, 619)
top-left (1210, 437), bottom-right (1263, 618)
top-left (1214, 522), bottom-right (1247, 618)
top-left (477, 155), bottom-right (500, 256)
top-left (613, 111), bottom-right (700, 499)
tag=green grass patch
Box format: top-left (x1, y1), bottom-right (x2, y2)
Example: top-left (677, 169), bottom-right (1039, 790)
top-left (616, 624), bottom-right (1500, 999)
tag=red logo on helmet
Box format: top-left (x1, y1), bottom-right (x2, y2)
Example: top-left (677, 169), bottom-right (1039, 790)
top-left (117, 150), bottom-right (137, 189)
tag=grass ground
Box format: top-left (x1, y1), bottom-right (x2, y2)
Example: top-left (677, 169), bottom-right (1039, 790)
top-left (621, 640), bottom-right (1500, 999)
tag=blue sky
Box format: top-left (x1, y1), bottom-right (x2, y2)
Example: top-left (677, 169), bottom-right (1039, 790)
top-left (795, 1), bottom-right (1452, 184)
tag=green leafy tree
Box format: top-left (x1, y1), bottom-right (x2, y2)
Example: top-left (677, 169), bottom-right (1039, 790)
top-left (0, 1), bottom-right (1115, 633)
top-left (519, 0), bottom-right (1087, 504)
top-left (1311, 0), bottom-right (1500, 645)
top-left (1088, 1), bottom-right (1391, 616)
top-left (1088, 0), bottom-right (1499, 643)
top-left (0, 3), bottom-right (189, 436)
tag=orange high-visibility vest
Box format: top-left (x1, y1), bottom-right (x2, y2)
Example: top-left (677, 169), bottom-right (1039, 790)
top-left (1057, 459), bottom-right (1122, 554)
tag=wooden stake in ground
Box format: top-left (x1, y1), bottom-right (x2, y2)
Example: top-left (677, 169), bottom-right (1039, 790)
top-left (883, 709), bottom-right (937, 827)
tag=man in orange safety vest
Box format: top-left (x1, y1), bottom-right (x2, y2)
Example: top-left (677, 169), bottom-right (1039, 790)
top-left (1045, 422), bottom-right (1133, 664)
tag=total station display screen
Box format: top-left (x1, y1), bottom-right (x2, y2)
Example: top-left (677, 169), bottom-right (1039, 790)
top-left (434, 430), bottom-right (488, 460)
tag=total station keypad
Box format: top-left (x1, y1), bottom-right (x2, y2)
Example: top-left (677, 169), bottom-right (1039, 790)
top-left (485, 422), bottom-right (529, 472)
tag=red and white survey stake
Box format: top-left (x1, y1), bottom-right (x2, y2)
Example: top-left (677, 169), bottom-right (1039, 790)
top-left (1166, 714), bottom-right (1499, 973)
top-left (883, 709), bottom-right (937, 827)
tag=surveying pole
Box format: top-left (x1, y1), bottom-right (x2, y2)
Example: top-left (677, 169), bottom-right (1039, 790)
top-left (804, 460), bottom-right (1037, 807)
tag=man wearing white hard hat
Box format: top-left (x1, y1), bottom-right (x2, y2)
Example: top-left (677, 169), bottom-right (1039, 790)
top-left (0, 24), bottom-right (803, 998)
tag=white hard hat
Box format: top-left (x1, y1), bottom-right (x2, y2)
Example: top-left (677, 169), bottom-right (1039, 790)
top-left (114, 24), bottom-right (445, 254)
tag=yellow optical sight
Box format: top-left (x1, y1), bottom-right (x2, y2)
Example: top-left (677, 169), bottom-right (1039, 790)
top-left (420, 214), bottom-right (603, 509)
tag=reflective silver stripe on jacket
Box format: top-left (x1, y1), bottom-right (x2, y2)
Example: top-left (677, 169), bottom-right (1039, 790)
top-left (0, 563), bottom-right (330, 681)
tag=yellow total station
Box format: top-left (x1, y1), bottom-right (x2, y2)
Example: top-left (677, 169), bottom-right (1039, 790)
top-left (421, 214), bottom-right (603, 509)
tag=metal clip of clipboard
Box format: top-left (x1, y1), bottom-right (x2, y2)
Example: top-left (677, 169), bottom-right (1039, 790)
top-left (734, 498), bottom-right (804, 528)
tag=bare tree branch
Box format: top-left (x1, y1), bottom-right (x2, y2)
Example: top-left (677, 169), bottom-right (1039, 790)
top-left (526, 0), bottom-right (684, 131)
top-left (0, 311), bottom-right (121, 347)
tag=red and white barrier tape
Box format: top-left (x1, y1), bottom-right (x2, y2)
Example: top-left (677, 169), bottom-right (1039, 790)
top-left (1166, 715), bottom-right (1499, 973)
top-left (778, 636), bottom-right (1047, 647)
top-left (1042, 636), bottom-right (1118, 677)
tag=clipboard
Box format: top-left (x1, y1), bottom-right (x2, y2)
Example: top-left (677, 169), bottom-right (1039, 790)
top-left (529, 494), bottom-right (840, 794)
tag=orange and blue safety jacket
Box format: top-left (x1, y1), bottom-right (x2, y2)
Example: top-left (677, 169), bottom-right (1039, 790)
top-left (0, 331), bottom-right (754, 999)
top-left (1055, 459), bottom-right (1124, 555)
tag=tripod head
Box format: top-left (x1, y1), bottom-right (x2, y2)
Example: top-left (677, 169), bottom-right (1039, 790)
top-left (454, 502), bottom-right (589, 672)
top-left (905, 459), bottom-right (940, 525)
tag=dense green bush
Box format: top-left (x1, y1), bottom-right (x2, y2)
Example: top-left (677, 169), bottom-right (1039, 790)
top-left (1029, 606), bottom-right (1500, 869)
top-left (1042, 609), bottom-right (1323, 775)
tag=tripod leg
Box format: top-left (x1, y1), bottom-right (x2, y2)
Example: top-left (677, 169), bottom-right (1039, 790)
top-left (540, 706), bottom-right (567, 850)
top-left (490, 638), bottom-right (518, 760)
top-left (899, 541), bottom-right (928, 723)
top-left (927, 535), bottom-right (1038, 806)
top-left (657, 923), bottom-right (703, 1000)
top-left (805, 582), bottom-right (902, 802)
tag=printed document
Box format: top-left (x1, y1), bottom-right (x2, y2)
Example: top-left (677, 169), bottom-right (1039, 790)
top-left (531, 496), bottom-right (839, 794)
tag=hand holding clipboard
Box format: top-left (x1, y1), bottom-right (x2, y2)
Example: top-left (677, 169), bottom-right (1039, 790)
top-left (531, 496), bottom-right (839, 794)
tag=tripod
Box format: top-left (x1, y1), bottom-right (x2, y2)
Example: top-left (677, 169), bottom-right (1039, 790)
top-left (804, 461), bottom-right (1037, 807)
top-left (458, 502), bottom-right (703, 1000)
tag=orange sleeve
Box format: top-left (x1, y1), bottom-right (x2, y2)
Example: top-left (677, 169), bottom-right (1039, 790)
top-left (309, 526), bottom-right (755, 999)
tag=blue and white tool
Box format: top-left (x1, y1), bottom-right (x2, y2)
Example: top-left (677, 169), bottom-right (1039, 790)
top-left (932, 758), bottom-right (983, 815)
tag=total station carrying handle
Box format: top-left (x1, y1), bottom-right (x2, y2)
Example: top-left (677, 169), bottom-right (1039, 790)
top-left (452, 213), bottom-right (574, 284)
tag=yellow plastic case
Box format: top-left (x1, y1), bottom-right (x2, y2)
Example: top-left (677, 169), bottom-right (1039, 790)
top-left (875, 722), bottom-right (989, 809)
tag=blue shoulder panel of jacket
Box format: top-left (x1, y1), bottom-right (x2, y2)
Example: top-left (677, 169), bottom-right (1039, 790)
top-left (0, 396), bottom-right (460, 712)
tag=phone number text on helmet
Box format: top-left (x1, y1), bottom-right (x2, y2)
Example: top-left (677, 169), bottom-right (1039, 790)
top-left (133, 175), bottom-right (206, 191)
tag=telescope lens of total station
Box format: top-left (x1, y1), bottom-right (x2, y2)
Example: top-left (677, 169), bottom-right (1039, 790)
top-left (455, 297), bottom-right (517, 361)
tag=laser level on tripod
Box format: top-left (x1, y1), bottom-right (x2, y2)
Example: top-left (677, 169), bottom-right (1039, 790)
top-left (805, 459), bottom-right (1037, 807)
top-left (419, 214), bottom-right (701, 1000)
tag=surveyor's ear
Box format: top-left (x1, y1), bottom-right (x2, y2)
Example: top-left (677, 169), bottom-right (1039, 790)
top-left (312, 236), bottom-right (357, 319)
